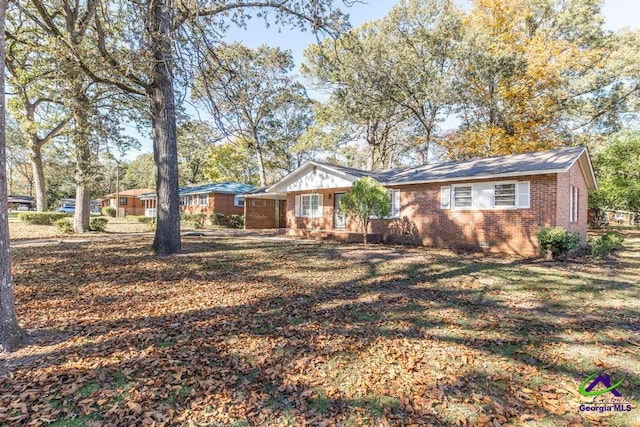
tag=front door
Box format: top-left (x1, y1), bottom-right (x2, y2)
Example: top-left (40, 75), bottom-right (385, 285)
top-left (334, 193), bottom-right (346, 229)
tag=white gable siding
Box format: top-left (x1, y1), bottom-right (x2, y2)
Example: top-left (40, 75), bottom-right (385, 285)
top-left (286, 168), bottom-right (354, 192)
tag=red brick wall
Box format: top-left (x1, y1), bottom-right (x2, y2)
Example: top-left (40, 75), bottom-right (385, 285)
top-left (212, 193), bottom-right (244, 216)
top-left (281, 175), bottom-right (565, 256)
top-left (555, 161), bottom-right (589, 241)
top-left (181, 193), bottom-right (245, 216)
top-left (245, 198), bottom-right (278, 229)
top-left (119, 196), bottom-right (145, 216)
top-left (389, 174), bottom-right (558, 255)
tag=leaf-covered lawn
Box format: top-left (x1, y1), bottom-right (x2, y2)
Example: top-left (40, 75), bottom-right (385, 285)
top-left (1, 231), bottom-right (639, 426)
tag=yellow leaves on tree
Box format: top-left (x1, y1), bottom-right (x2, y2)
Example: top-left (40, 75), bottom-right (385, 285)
top-left (447, 0), bottom-right (607, 160)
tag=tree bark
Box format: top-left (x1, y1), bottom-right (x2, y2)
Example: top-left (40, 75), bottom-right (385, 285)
top-left (72, 90), bottom-right (92, 233)
top-left (0, 0), bottom-right (26, 352)
top-left (149, 0), bottom-right (181, 256)
top-left (30, 140), bottom-right (47, 212)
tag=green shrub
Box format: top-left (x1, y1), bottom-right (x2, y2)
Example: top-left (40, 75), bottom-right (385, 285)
top-left (90, 217), bottom-right (109, 232)
top-left (211, 212), bottom-right (225, 225)
top-left (536, 227), bottom-right (582, 258)
top-left (18, 212), bottom-right (67, 225)
top-left (181, 213), bottom-right (207, 229)
top-left (102, 206), bottom-right (116, 217)
top-left (54, 218), bottom-right (73, 233)
top-left (589, 232), bottom-right (624, 258)
top-left (228, 214), bottom-right (244, 229)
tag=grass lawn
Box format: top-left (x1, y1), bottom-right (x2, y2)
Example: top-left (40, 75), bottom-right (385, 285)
top-left (8, 216), bottom-right (152, 241)
top-left (8, 216), bottom-right (213, 241)
top-left (0, 231), bottom-right (638, 426)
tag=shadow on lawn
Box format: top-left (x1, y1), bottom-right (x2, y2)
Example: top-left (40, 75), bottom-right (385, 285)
top-left (3, 235), bottom-right (639, 425)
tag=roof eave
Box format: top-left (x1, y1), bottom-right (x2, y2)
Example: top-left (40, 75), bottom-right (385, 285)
top-left (382, 168), bottom-right (570, 186)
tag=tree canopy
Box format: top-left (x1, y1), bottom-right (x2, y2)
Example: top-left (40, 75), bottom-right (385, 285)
top-left (589, 131), bottom-right (640, 212)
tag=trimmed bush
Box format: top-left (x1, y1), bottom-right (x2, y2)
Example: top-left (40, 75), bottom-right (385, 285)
top-left (589, 232), bottom-right (624, 258)
top-left (102, 206), bottom-right (116, 217)
top-left (536, 227), bottom-right (582, 258)
top-left (54, 218), bottom-right (73, 234)
top-left (90, 217), bottom-right (109, 232)
top-left (228, 214), bottom-right (244, 229)
top-left (18, 212), bottom-right (67, 225)
top-left (210, 212), bottom-right (225, 226)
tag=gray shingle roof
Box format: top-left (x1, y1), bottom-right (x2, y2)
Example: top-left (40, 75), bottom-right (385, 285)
top-left (383, 146), bottom-right (586, 184)
top-left (321, 146), bottom-right (587, 185)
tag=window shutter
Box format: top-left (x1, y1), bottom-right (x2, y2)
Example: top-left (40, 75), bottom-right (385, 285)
top-left (294, 195), bottom-right (300, 217)
top-left (391, 190), bottom-right (400, 218)
top-left (517, 182), bottom-right (530, 208)
top-left (440, 186), bottom-right (451, 209)
top-left (314, 194), bottom-right (323, 218)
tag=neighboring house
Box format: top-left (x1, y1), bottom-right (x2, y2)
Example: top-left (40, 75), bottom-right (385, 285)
top-left (244, 146), bottom-right (597, 256)
top-left (7, 195), bottom-right (34, 211)
top-left (101, 189), bottom-right (153, 216)
top-left (139, 182), bottom-right (255, 218)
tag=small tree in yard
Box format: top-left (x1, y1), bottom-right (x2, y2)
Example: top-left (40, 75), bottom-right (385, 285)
top-left (340, 177), bottom-right (391, 245)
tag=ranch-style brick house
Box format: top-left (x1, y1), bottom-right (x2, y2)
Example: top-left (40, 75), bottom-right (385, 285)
top-left (139, 182), bottom-right (255, 218)
top-left (101, 188), bottom-right (153, 217)
top-left (244, 146), bottom-right (597, 256)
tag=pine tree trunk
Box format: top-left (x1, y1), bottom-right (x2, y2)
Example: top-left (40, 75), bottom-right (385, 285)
top-left (30, 141), bottom-right (47, 212)
top-left (149, 0), bottom-right (181, 256)
top-left (0, 0), bottom-right (26, 352)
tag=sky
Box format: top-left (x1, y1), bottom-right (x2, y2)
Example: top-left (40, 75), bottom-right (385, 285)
top-left (125, 0), bottom-right (640, 159)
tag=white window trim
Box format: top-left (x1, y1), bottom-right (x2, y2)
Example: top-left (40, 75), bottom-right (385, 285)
top-left (295, 193), bottom-right (323, 218)
top-left (451, 180), bottom-right (529, 210)
top-left (234, 195), bottom-right (245, 207)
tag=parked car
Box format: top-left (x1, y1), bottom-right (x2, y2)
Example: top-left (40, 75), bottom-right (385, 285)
top-left (56, 206), bottom-right (75, 214)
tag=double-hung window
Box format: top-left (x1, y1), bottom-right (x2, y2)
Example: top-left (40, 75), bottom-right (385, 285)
top-left (295, 194), bottom-right (323, 218)
top-left (198, 194), bottom-right (209, 206)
